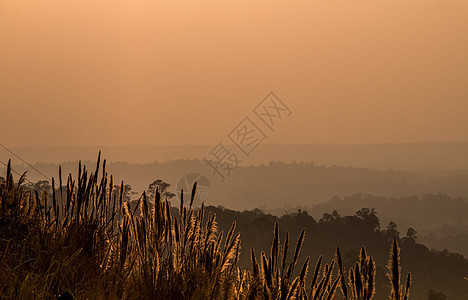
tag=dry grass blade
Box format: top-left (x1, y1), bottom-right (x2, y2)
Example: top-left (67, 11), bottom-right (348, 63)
top-left (354, 262), bottom-right (363, 296)
top-left (309, 255), bottom-right (323, 299)
top-left (251, 247), bottom-right (260, 278)
top-left (271, 222), bottom-right (279, 270)
top-left (365, 256), bottom-right (376, 300)
top-left (221, 232), bottom-right (240, 273)
top-left (225, 221), bottom-right (237, 255)
top-left (261, 251), bottom-right (272, 287)
top-left (299, 256), bottom-right (309, 286)
top-left (141, 191), bottom-right (149, 220)
top-left (287, 277), bottom-right (300, 299)
top-left (287, 229), bottom-right (305, 279)
top-left (190, 181), bottom-right (197, 208)
top-left (325, 274), bottom-right (341, 300)
top-left (281, 232), bottom-right (289, 276)
top-left (387, 238), bottom-right (401, 300)
top-left (402, 273), bottom-right (411, 300)
top-left (336, 247), bottom-right (347, 300)
top-left (179, 188), bottom-right (184, 219)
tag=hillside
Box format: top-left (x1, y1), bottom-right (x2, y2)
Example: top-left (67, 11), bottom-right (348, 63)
top-left (6, 160), bottom-right (468, 212)
top-left (207, 206), bottom-right (468, 299)
top-left (306, 193), bottom-right (468, 258)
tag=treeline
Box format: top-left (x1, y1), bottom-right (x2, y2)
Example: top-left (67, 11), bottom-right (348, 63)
top-left (0, 158), bottom-right (413, 299)
top-left (309, 193), bottom-right (468, 227)
top-left (305, 193), bottom-right (468, 258)
top-left (7, 159), bottom-right (468, 211)
top-left (0, 159), bottom-right (411, 300)
top-left (2, 157), bottom-right (468, 299)
top-left (205, 206), bottom-right (468, 299)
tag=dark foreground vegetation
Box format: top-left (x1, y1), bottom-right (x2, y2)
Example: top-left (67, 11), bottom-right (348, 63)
top-left (0, 156), bottom-right (466, 299)
top-left (208, 207), bottom-right (468, 299)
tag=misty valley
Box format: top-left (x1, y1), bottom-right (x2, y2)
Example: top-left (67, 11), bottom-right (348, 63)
top-left (1, 149), bottom-right (467, 299)
top-left (2, 0), bottom-right (468, 298)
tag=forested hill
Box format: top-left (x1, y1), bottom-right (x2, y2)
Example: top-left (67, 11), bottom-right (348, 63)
top-left (7, 142), bottom-right (468, 171)
top-left (305, 193), bottom-right (468, 258)
top-left (10, 160), bottom-right (468, 211)
top-left (204, 206), bottom-right (468, 300)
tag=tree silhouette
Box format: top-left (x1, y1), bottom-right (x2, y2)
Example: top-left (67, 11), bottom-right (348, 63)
top-left (404, 227), bottom-right (418, 243)
top-left (385, 221), bottom-right (400, 241)
top-left (147, 179), bottom-right (175, 200)
top-left (113, 184), bottom-right (137, 202)
top-left (23, 180), bottom-right (51, 194)
top-left (356, 208), bottom-right (380, 231)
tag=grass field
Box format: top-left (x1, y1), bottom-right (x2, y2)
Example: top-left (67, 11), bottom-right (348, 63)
top-left (0, 155), bottom-right (410, 299)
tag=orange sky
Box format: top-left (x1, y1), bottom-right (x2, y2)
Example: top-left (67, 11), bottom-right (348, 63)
top-left (1, 0), bottom-right (467, 147)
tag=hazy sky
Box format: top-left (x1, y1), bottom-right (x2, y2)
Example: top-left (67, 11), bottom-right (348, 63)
top-left (1, 0), bottom-right (467, 147)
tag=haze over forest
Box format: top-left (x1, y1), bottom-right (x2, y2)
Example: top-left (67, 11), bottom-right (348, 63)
top-left (1, 0), bottom-right (468, 298)
top-left (3, 143), bottom-right (468, 259)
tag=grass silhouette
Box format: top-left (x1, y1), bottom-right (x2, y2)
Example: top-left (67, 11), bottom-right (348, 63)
top-left (0, 154), bottom-right (410, 299)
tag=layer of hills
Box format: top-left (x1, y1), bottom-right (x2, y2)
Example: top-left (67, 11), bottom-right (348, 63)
top-left (5, 158), bottom-right (468, 258)
top-left (9, 159), bottom-right (468, 210)
top-left (2, 150), bottom-right (468, 298)
top-left (5, 142), bottom-right (468, 171)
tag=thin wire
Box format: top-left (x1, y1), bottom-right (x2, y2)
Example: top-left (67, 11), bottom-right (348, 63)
top-left (0, 159), bottom-right (64, 205)
top-left (0, 159), bottom-right (26, 179)
top-left (0, 143), bottom-right (51, 181)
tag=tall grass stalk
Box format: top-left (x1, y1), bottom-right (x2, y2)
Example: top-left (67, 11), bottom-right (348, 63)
top-left (0, 156), bottom-right (412, 299)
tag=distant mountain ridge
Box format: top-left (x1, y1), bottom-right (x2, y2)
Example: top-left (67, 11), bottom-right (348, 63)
top-left (3, 142), bottom-right (468, 172)
top-left (5, 159), bottom-right (468, 211)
